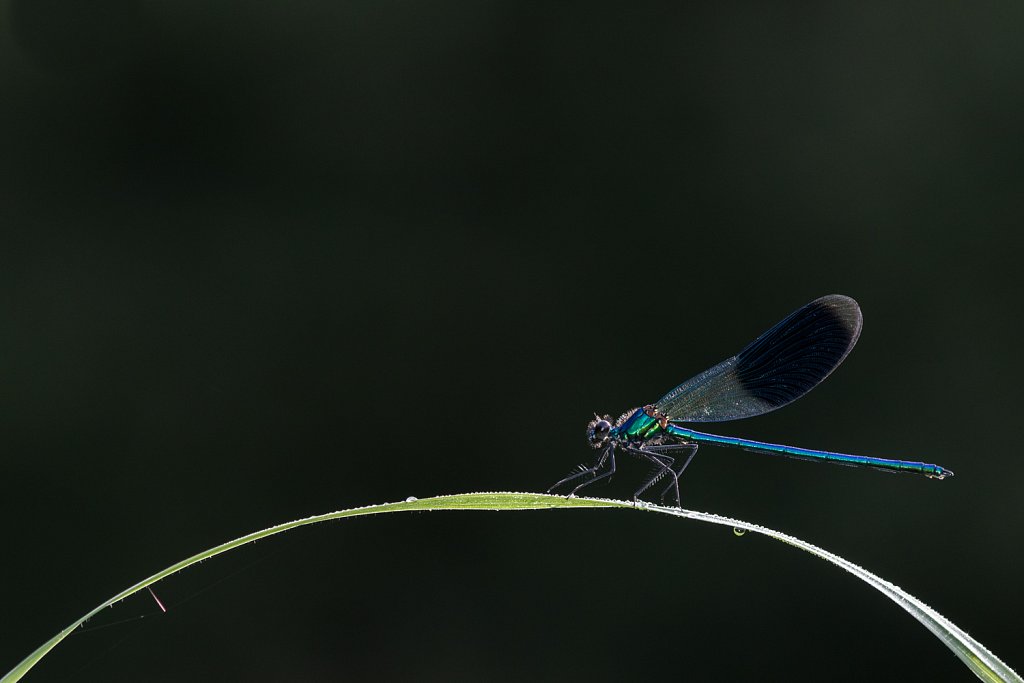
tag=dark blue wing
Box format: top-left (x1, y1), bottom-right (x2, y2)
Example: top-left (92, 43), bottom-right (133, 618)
top-left (654, 295), bottom-right (863, 423)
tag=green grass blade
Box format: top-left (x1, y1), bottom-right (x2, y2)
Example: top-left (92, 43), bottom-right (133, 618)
top-left (2, 492), bottom-right (1017, 683)
top-left (634, 500), bottom-right (1020, 683)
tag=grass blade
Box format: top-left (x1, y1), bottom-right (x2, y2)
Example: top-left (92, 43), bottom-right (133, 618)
top-left (2, 492), bottom-right (1017, 683)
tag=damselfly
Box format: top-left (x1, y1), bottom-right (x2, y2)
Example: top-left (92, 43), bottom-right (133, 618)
top-left (549, 295), bottom-right (953, 507)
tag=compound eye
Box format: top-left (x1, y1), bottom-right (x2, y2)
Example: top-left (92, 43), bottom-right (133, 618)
top-left (586, 416), bottom-right (613, 448)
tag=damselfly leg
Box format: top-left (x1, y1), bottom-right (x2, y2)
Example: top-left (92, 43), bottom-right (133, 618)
top-left (547, 445), bottom-right (616, 498)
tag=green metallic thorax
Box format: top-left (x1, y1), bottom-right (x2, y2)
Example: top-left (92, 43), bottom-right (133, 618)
top-left (613, 408), bottom-right (664, 441)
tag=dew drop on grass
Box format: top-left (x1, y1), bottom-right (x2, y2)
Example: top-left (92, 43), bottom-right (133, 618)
top-left (405, 496), bottom-right (418, 503)
top-left (733, 527), bottom-right (746, 537)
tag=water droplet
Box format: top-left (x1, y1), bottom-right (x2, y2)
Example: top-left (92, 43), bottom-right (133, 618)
top-left (405, 496), bottom-right (418, 503)
top-left (733, 527), bottom-right (746, 537)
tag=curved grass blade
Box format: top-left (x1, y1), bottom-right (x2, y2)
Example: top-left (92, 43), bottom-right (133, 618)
top-left (2, 492), bottom-right (1017, 683)
top-left (634, 501), bottom-right (1019, 683)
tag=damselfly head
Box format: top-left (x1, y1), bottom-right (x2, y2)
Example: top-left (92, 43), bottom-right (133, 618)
top-left (586, 415), bottom-right (613, 448)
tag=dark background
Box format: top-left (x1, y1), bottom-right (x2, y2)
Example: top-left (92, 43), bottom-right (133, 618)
top-left (1, 2), bottom-right (1022, 681)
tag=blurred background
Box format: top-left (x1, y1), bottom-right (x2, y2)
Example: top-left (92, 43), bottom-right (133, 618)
top-left (1, 2), bottom-right (1021, 681)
